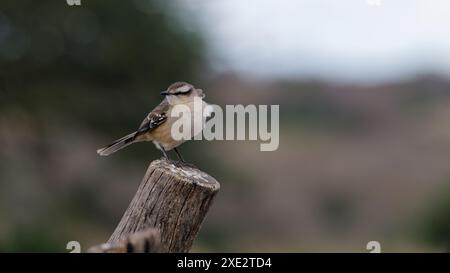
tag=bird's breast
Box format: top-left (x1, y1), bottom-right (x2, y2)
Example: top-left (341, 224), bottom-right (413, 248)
top-left (149, 100), bottom-right (208, 151)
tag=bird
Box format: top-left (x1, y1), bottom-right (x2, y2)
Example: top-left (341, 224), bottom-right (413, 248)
top-left (96, 82), bottom-right (208, 163)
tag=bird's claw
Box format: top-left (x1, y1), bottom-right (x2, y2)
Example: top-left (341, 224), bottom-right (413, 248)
top-left (168, 159), bottom-right (196, 169)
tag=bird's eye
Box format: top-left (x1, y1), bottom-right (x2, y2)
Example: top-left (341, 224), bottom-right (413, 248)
top-left (174, 87), bottom-right (192, 96)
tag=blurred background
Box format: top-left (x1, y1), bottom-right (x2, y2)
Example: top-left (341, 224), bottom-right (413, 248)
top-left (1, 0), bottom-right (450, 252)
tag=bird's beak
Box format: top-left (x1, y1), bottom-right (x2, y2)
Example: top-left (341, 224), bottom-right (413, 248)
top-left (160, 91), bottom-right (169, 96)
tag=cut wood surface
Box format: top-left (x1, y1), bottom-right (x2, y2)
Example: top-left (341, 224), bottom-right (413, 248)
top-left (106, 158), bottom-right (220, 253)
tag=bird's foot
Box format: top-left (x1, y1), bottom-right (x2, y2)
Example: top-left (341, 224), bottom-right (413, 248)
top-left (168, 159), bottom-right (183, 168)
top-left (168, 159), bottom-right (196, 169)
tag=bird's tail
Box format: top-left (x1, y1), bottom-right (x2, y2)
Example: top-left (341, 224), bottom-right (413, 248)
top-left (97, 132), bottom-right (137, 156)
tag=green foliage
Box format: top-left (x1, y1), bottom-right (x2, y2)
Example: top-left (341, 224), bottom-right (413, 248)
top-left (0, 0), bottom-right (205, 252)
top-left (420, 182), bottom-right (450, 251)
top-left (0, 0), bottom-right (205, 132)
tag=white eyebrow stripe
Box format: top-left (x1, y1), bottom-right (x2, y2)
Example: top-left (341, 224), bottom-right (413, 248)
top-left (176, 85), bottom-right (191, 92)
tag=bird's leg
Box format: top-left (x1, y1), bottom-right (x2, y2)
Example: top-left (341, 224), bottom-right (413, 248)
top-left (174, 147), bottom-right (185, 163)
top-left (174, 147), bottom-right (197, 168)
top-left (161, 146), bottom-right (181, 167)
top-left (160, 146), bottom-right (170, 160)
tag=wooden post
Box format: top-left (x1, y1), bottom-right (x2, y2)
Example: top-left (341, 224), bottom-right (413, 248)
top-left (105, 158), bottom-right (220, 253)
top-left (88, 228), bottom-right (161, 253)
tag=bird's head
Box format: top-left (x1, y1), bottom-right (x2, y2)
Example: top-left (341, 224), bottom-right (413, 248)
top-left (160, 82), bottom-right (205, 104)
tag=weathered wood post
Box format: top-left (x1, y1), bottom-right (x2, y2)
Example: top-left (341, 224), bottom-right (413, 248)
top-left (92, 158), bottom-right (220, 253)
top-left (89, 228), bottom-right (161, 253)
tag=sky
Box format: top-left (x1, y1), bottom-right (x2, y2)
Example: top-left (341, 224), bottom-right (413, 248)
top-left (179, 0), bottom-right (450, 84)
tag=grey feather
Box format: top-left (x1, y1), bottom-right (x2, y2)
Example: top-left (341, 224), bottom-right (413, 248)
top-left (97, 132), bottom-right (137, 156)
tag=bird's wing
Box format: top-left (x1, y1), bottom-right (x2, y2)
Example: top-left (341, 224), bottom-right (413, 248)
top-left (135, 99), bottom-right (169, 136)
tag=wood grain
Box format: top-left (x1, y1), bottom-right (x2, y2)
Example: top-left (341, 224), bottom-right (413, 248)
top-left (107, 158), bottom-right (220, 253)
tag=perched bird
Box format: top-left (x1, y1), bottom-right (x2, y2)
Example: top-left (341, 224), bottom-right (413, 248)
top-left (97, 82), bottom-right (207, 162)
